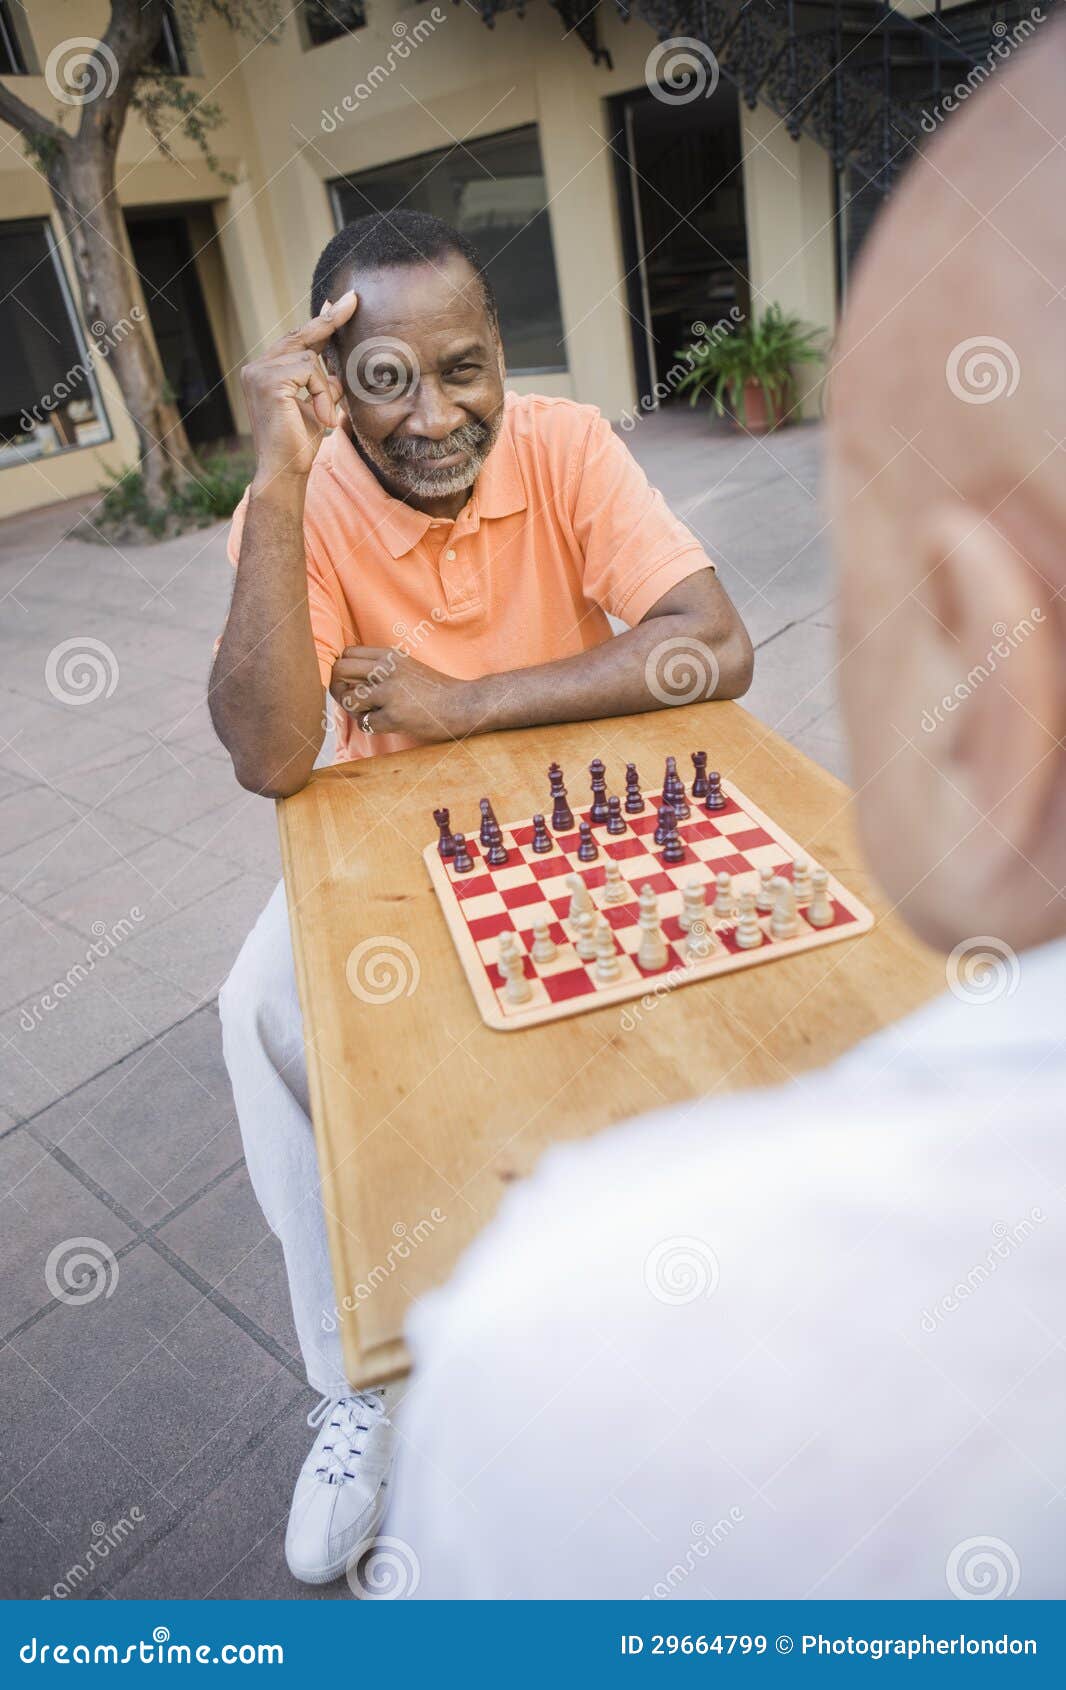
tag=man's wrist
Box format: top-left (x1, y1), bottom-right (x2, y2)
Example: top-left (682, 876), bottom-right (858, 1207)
top-left (249, 467), bottom-right (309, 507)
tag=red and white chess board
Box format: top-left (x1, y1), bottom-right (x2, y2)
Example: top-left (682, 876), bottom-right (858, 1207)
top-left (423, 777), bottom-right (874, 1031)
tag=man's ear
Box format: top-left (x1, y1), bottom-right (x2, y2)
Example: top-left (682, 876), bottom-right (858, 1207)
top-left (916, 502), bottom-right (1063, 859)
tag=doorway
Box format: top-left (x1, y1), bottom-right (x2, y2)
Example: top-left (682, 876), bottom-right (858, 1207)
top-left (610, 81), bottom-right (750, 400)
top-left (125, 209), bottom-right (235, 447)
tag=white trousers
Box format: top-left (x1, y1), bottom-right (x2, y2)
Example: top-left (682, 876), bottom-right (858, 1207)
top-left (218, 881), bottom-right (348, 1395)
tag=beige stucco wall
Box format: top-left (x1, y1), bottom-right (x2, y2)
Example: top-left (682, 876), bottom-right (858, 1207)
top-left (0, 0), bottom-right (839, 517)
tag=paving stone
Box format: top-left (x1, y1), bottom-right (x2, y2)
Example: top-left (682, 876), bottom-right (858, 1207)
top-left (116, 871), bottom-right (278, 1006)
top-left (173, 790), bottom-right (282, 881)
top-left (0, 1127), bottom-right (135, 1331)
top-left (0, 784), bottom-right (83, 858)
top-left (0, 809), bottom-right (159, 907)
top-left (38, 835), bottom-right (242, 943)
top-left (0, 899), bottom-right (87, 1013)
top-left (25, 1006), bottom-right (242, 1224)
top-left (99, 749), bottom-right (253, 834)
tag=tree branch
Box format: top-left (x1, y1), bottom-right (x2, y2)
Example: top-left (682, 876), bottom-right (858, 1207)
top-left (78, 0), bottom-right (166, 146)
top-left (0, 81), bottom-right (64, 144)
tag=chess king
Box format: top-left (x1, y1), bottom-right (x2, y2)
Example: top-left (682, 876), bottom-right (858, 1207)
top-left (210, 210), bottom-right (753, 1585)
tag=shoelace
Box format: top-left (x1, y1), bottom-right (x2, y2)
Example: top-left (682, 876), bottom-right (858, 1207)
top-left (307, 1390), bottom-right (390, 1486)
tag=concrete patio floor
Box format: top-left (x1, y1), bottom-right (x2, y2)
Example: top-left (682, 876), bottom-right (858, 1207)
top-left (0, 410), bottom-right (842, 1600)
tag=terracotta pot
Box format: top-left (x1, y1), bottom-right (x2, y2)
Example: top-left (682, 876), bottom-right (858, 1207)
top-left (728, 377), bottom-right (790, 433)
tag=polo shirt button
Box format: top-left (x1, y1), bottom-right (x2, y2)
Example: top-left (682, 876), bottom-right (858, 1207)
top-left (445, 548), bottom-right (456, 561)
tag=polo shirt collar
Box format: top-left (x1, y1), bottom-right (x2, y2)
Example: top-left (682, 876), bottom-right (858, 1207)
top-left (323, 403), bottom-right (526, 559)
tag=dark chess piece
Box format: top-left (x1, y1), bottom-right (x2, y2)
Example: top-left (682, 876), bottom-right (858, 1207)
top-left (704, 770), bottom-right (726, 812)
top-left (624, 763), bottom-right (645, 813)
top-left (577, 821), bottom-right (599, 862)
top-left (661, 822), bottom-right (685, 865)
top-left (548, 762), bottom-right (574, 832)
top-left (588, 757), bottom-right (609, 824)
top-left (486, 821), bottom-right (509, 866)
top-left (479, 798), bottom-right (498, 848)
top-left (663, 756), bottom-right (684, 806)
top-left (452, 833), bottom-right (474, 873)
top-left (654, 802), bottom-right (677, 847)
top-left (605, 795), bottom-right (626, 835)
top-left (531, 813), bottom-right (553, 853)
top-left (433, 806), bottom-right (455, 859)
top-left (690, 751), bottom-right (709, 799)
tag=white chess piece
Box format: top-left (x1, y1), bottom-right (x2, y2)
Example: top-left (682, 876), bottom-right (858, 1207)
top-left (807, 868), bottom-right (834, 928)
top-left (499, 936), bottom-right (532, 1003)
top-left (770, 876), bottom-right (799, 941)
top-left (792, 858), bottom-right (813, 903)
top-left (713, 870), bottom-right (734, 922)
top-left (566, 872), bottom-right (594, 925)
top-left (734, 889), bottom-right (762, 949)
top-left (756, 866), bottom-right (774, 912)
top-left (575, 909), bottom-right (597, 961)
top-left (530, 916), bottom-right (557, 963)
top-left (594, 918), bottom-right (621, 981)
top-left (679, 880), bottom-right (705, 932)
top-left (637, 884), bottom-right (668, 971)
top-left (604, 859), bottom-right (627, 904)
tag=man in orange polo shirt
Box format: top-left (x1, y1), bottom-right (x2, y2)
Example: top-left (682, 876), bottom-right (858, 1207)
top-left (211, 209), bottom-right (752, 1586)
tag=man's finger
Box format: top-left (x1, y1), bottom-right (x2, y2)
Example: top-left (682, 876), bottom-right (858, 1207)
top-left (264, 290), bottom-right (358, 360)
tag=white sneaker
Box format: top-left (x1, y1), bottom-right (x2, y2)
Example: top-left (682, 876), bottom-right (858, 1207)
top-left (285, 1389), bottom-right (396, 1585)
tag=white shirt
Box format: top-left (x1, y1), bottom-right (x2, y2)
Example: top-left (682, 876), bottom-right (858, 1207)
top-left (387, 938), bottom-right (1065, 1599)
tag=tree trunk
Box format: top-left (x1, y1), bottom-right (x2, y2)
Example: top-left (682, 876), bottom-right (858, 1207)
top-left (47, 140), bottom-right (200, 508)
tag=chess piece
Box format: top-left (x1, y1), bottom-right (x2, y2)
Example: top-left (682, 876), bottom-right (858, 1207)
top-left (756, 866), bottom-right (775, 912)
top-left (770, 876), bottom-right (799, 941)
top-left (662, 756), bottom-right (683, 806)
top-left (433, 806), bottom-right (455, 859)
top-left (577, 821), bottom-right (599, 861)
top-left (588, 758), bottom-right (609, 825)
top-left (661, 819), bottom-right (685, 864)
top-left (807, 868), bottom-right (834, 928)
top-left (479, 798), bottom-right (498, 848)
top-left (500, 938), bottom-right (532, 1004)
top-left (734, 890), bottom-right (762, 949)
top-left (685, 911), bottom-right (715, 963)
top-left (713, 870), bottom-right (734, 921)
top-left (594, 918), bottom-right (621, 982)
top-left (624, 763), bottom-right (645, 813)
top-left (451, 833), bottom-right (474, 873)
top-left (566, 872), bottom-right (594, 924)
top-left (704, 770), bottom-right (726, 812)
top-left (485, 821), bottom-right (508, 866)
top-left (690, 751), bottom-right (709, 799)
top-left (792, 858), bottom-right (813, 904)
top-left (605, 795), bottom-right (626, 835)
top-left (575, 910), bottom-right (597, 961)
top-left (679, 880), bottom-right (705, 932)
top-left (637, 884), bottom-right (668, 971)
top-left (604, 859), bottom-right (626, 903)
top-left (548, 762), bottom-right (574, 832)
top-left (654, 802), bottom-right (677, 846)
top-left (531, 916), bottom-right (557, 964)
top-left (530, 813), bottom-right (553, 853)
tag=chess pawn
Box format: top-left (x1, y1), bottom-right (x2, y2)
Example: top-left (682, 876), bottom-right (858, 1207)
top-left (661, 821), bottom-right (685, 864)
top-left (575, 909), bottom-right (598, 961)
top-left (704, 770), bottom-right (726, 812)
top-left (604, 859), bottom-right (627, 903)
top-left (577, 820), bottom-right (599, 861)
top-left (501, 943), bottom-right (532, 1005)
top-left (594, 918), bottom-right (621, 982)
top-left (755, 866), bottom-right (774, 912)
top-left (486, 821), bottom-right (509, 867)
top-left (605, 795), bottom-right (626, 835)
top-left (530, 916), bottom-right (557, 964)
top-left (734, 890), bottom-right (763, 949)
top-left (713, 870), bottom-right (734, 922)
top-left (654, 802), bottom-right (676, 846)
top-left (451, 833), bottom-right (474, 873)
top-left (685, 911), bottom-right (715, 963)
top-left (637, 884), bottom-right (668, 971)
top-left (807, 868), bottom-right (834, 928)
top-left (530, 813), bottom-right (553, 853)
top-left (792, 858), bottom-right (813, 903)
top-left (624, 763), bottom-right (645, 813)
top-left (479, 798), bottom-right (498, 848)
top-left (679, 880), bottom-right (705, 933)
top-left (770, 876), bottom-right (799, 941)
top-left (566, 872), bottom-right (594, 924)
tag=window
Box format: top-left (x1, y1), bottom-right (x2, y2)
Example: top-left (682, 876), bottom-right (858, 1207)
top-left (149, 0), bottom-right (189, 76)
top-left (0, 0), bottom-right (28, 74)
top-left (331, 126), bottom-right (568, 374)
top-left (303, 1), bottom-right (367, 48)
top-left (0, 221), bottom-right (112, 467)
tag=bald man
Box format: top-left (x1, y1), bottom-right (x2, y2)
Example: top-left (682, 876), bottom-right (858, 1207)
top-left (382, 30), bottom-right (1066, 1598)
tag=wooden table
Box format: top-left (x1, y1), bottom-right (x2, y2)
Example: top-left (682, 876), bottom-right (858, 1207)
top-left (277, 701), bottom-right (942, 1387)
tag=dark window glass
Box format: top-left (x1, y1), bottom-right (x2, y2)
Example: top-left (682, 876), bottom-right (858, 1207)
top-left (0, 1), bottom-right (27, 74)
top-left (149, 0), bottom-right (189, 75)
top-left (304, 1), bottom-right (367, 47)
top-left (332, 126), bottom-right (567, 374)
top-left (0, 221), bottom-right (111, 464)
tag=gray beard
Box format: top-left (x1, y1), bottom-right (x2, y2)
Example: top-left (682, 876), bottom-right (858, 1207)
top-left (353, 415), bottom-right (501, 502)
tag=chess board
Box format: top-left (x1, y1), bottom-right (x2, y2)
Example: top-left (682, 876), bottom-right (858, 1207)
top-left (423, 777), bottom-right (874, 1031)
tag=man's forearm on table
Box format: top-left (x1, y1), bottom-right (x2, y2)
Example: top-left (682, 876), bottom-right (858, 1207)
top-left (210, 477), bottom-right (326, 799)
top-left (462, 613), bottom-right (753, 736)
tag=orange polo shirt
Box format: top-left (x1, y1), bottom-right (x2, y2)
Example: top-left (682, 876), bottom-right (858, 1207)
top-left (226, 390), bottom-right (712, 762)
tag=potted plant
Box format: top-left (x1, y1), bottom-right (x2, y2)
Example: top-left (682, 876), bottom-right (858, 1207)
top-left (675, 304), bottom-right (825, 433)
